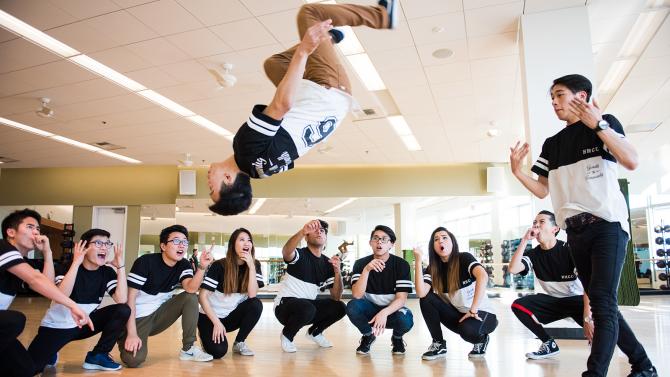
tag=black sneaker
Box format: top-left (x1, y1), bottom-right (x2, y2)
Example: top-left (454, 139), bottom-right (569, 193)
top-left (329, 28), bottom-right (344, 44)
top-left (526, 339), bottom-right (560, 360)
top-left (356, 334), bottom-right (376, 355)
top-left (468, 334), bottom-right (490, 359)
top-left (391, 336), bottom-right (406, 355)
top-left (378, 0), bottom-right (398, 29)
top-left (421, 340), bottom-right (447, 360)
top-left (627, 366), bottom-right (658, 377)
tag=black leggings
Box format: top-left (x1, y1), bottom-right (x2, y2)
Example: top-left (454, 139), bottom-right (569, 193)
top-left (274, 297), bottom-right (346, 341)
top-left (419, 292), bottom-right (498, 344)
top-left (197, 297), bottom-right (263, 359)
top-left (28, 303), bottom-right (130, 373)
top-left (0, 310), bottom-right (34, 377)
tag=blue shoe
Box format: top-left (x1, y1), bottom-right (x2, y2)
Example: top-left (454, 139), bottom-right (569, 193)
top-left (378, 0), bottom-right (398, 29)
top-left (45, 352), bottom-right (58, 368)
top-left (82, 352), bottom-right (122, 371)
top-left (329, 28), bottom-right (345, 44)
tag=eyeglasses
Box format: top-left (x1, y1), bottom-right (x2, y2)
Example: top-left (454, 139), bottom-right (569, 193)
top-left (166, 238), bottom-right (189, 246)
top-left (91, 240), bottom-right (113, 248)
top-left (371, 236), bottom-right (391, 244)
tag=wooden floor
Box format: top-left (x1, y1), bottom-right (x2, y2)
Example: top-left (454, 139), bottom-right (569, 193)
top-left (14, 294), bottom-right (669, 377)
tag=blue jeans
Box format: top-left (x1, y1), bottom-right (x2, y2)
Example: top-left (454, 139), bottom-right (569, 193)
top-left (346, 298), bottom-right (413, 337)
top-left (567, 220), bottom-right (652, 377)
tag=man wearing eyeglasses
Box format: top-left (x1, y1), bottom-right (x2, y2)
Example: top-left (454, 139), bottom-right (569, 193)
top-left (346, 225), bottom-right (413, 356)
top-left (118, 225), bottom-right (213, 367)
top-left (274, 219), bottom-right (346, 353)
top-left (1, 209), bottom-right (92, 377)
top-left (28, 228), bottom-right (130, 372)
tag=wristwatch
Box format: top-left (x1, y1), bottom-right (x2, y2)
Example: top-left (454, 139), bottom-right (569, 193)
top-left (595, 119), bottom-right (610, 133)
top-left (583, 316), bottom-right (593, 324)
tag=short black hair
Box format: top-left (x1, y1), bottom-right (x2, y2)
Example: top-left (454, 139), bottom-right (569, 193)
top-left (2, 209), bottom-right (41, 239)
top-left (209, 173), bottom-right (253, 216)
top-left (551, 74), bottom-right (592, 102)
top-left (80, 228), bottom-right (111, 244)
top-left (537, 210), bottom-right (560, 236)
top-left (159, 224), bottom-right (188, 245)
top-left (370, 225), bottom-right (396, 243)
top-left (318, 219), bottom-right (329, 234)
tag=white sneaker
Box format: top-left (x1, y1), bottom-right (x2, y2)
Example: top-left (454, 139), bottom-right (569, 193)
top-left (179, 345), bottom-right (213, 362)
top-left (305, 332), bottom-right (333, 348)
top-left (280, 334), bottom-right (297, 353)
top-left (233, 341), bottom-right (255, 356)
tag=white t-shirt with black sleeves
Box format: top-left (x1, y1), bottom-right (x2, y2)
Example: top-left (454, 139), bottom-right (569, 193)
top-left (40, 265), bottom-right (118, 329)
top-left (351, 254), bottom-right (413, 307)
top-left (274, 247), bottom-right (336, 307)
top-left (423, 252), bottom-right (494, 314)
top-left (234, 79), bottom-right (352, 179)
top-left (531, 114), bottom-right (630, 235)
top-left (0, 239), bottom-right (28, 310)
top-left (519, 240), bottom-right (584, 298)
top-left (127, 253), bottom-right (194, 318)
top-left (200, 259), bottom-right (264, 318)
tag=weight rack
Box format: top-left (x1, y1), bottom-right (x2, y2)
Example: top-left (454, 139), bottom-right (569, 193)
top-left (653, 222), bottom-right (670, 290)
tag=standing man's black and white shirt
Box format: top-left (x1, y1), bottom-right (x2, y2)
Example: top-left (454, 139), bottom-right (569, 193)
top-left (518, 240), bottom-right (583, 298)
top-left (531, 114), bottom-right (629, 234)
top-left (351, 254), bottom-right (412, 306)
top-left (274, 247), bottom-right (334, 307)
top-left (423, 252), bottom-right (495, 314)
top-left (127, 253), bottom-right (194, 318)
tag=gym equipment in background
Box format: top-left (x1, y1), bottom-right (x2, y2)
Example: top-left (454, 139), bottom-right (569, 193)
top-left (653, 221), bottom-right (670, 290)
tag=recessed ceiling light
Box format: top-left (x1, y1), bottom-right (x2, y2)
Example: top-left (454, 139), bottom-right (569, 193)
top-left (432, 48), bottom-right (454, 59)
top-left (486, 129), bottom-right (500, 137)
top-left (432, 26), bottom-right (446, 33)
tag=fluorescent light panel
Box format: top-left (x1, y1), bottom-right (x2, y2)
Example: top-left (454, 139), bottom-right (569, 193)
top-left (337, 26), bottom-right (365, 56)
top-left (187, 115), bottom-right (232, 137)
top-left (138, 90), bottom-right (195, 117)
top-left (248, 198), bottom-right (267, 215)
top-left (0, 117), bottom-right (54, 137)
top-left (0, 9), bottom-right (80, 57)
top-left (388, 115), bottom-right (412, 136)
top-left (618, 8), bottom-right (668, 58)
top-left (346, 53), bottom-right (386, 91)
top-left (97, 150), bottom-right (142, 164)
top-left (400, 134), bottom-right (422, 151)
top-left (69, 55), bottom-right (146, 92)
top-left (599, 58), bottom-right (635, 93)
top-left (325, 198), bottom-right (357, 214)
top-left (49, 135), bottom-right (103, 152)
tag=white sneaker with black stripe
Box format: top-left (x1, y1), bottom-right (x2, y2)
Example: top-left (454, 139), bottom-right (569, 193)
top-left (526, 339), bottom-right (560, 360)
top-left (421, 340), bottom-right (447, 360)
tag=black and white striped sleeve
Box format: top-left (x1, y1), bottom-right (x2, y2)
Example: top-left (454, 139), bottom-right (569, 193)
top-left (247, 105), bottom-right (281, 137)
top-left (531, 141), bottom-right (550, 178)
top-left (178, 260), bottom-right (194, 283)
top-left (351, 259), bottom-right (364, 284)
top-left (395, 259), bottom-right (413, 293)
top-left (519, 250), bottom-right (533, 277)
top-left (422, 268), bottom-right (432, 286)
top-left (201, 262), bottom-right (221, 292)
top-left (105, 266), bottom-right (118, 295)
top-left (254, 260), bottom-right (265, 288)
top-left (127, 256), bottom-right (149, 290)
top-left (0, 249), bottom-right (26, 272)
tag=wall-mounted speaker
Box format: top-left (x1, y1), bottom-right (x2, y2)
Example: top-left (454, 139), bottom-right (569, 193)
top-left (179, 170), bottom-right (197, 195)
top-left (486, 166), bottom-right (506, 194)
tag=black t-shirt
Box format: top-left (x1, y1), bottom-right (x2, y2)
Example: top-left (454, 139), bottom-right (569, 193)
top-left (233, 105), bottom-right (300, 179)
top-left (0, 239), bottom-right (28, 309)
top-left (530, 114), bottom-right (629, 233)
top-left (351, 254), bottom-right (412, 307)
top-left (423, 252), bottom-right (494, 313)
top-left (520, 240), bottom-right (584, 297)
top-left (41, 265), bottom-right (118, 328)
top-left (274, 247), bottom-right (335, 305)
top-left (127, 253), bottom-right (194, 317)
top-left (200, 259), bottom-right (265, 318)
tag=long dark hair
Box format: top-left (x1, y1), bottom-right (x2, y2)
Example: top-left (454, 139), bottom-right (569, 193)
top-left (222, 228), bottom-right (256, 294)
top-left (427, 227), bottom-right (461, 297)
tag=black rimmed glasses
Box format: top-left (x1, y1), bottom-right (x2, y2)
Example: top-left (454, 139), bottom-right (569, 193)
top-left (166, 238), bottom-right (189, 246)
top-left (91, 240), bottom-right (114, 248)
top-left (371, 236), bottom-right (391, 244)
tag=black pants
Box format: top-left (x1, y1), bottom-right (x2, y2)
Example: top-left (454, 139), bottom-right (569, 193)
top-left (197, 297), bottom-right (263, 359)
top-left (28, 303), bottom-right (130, 373)
top-left (274, 297), bottom-right (346, 341)
top-left (512, 294), bottom-right (584, 342)
top-left (567, 220), bottom-right (652, 377)
top-left (0, 310), bottom-right (34, 377)
top-left (419, 292), bottom-right (497, 344)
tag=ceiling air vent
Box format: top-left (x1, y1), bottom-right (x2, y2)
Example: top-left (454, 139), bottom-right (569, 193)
top-left (90, 141), bottom-right (125, 151)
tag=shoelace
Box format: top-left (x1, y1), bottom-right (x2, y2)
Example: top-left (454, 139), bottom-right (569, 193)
top-left (537, 342), bottom-right (550, 354)
top-left (428, 341), bottom-right (442, 352)
top-left (473, 342), bottom-right (483, 352)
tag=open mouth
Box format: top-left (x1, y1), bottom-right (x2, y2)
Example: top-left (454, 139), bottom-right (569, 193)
top-left (176, 250), bottom-right (185, 258)
top-left (96, 252), bottom-right (106, 262)
top-left (242, 247), bottom-right (250, 253)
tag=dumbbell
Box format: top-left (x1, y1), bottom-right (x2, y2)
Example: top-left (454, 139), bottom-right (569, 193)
top-left (661, 284), bottom-right (669, 290)
top-left (665, 225), bottom-right (670, 233)
top-left (657, 249), bottom-right (667, 257)
top-left (654, 225), bottom-right (663, 233)
top-left (659, 273), bottom-right (668, 281)
top-left (656, 237), bottom-right (664, 245)
top-left (657, 260), bottom-right (667, 269)
top-left (502, 240), bottom-right (509, 247)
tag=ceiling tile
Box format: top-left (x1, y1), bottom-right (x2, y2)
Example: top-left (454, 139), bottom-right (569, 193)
top-left (126, 0), bottom-right (203, 36)
top-left (83, 10), bottom-right (159, 46)
top-left (464, 1), bottom-right (521, 38)
top-left (126, 67), bottom-right (181, 89)
top-left (424, 61), bottom-right (472, 84)
top-left (0, 38), bottom-right (60, 74)
top-left (401, 0), bottom-right (463, 20)
top-left (257, 9), bottom-right (299, 44)
top-left (46, 21), bottom-right (119, 53)
top-left (0, 0), bottom-right (76, 30)
top-left (88, 46), bottom-right (154, 73)
top-left (238, 0), bottom-right (302, 16)
top-left (126, 37), bottom-right (191, 65)
top-left (166, 28), bottom-right (233, 58)
top-left (175, 0), bottom-right (251, 26)
top-left (48, 0), bottom-right (121, 19)
top-left (467, 31), bottom-right (518, 60)
top-left (407, 12), bottom-right (466, 45)
top-left (209, 18), bottom-right (277, 50)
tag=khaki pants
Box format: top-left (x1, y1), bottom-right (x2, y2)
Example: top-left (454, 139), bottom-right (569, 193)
top-left (117, 291), bottom-right (198, 368)
top-left (263, 3), bottom-right (389, 94)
